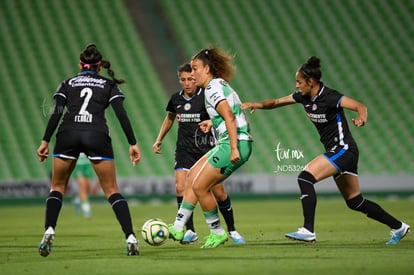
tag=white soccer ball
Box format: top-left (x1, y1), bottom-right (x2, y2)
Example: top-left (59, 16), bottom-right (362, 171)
top-left (141, 218), bottom-right (169, 246)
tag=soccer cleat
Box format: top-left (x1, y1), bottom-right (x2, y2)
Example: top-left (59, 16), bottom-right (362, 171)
top-left (180, 229), bottom-right (198, 244)
top-left (168, 224), bottom-right (184, 241)
top-left (285, 227), bottom-right (316, 243)
top-left (39, 226), bottom-right (55, 257)
top-left (386, 222), bottom-right (410, 245)
top-left (201, 232), bottom-right (228, 248)
top-left (229, 230), bottom-right (246, 244)
top-left (126, 234), bottom-right (139, 256)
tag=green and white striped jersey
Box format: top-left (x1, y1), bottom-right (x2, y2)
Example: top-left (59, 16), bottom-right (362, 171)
top-left (204, 78), bottom-right (253, 142)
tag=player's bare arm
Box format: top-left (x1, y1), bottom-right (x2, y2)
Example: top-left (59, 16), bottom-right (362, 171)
top-left (242, 95), bottom-right (295, 114)
top-left (153, 112), bottom-right (175, 154)
top-left (340, 96), bottom-right (368, 127)
top-left (216, 100), bottom-right (240, 165)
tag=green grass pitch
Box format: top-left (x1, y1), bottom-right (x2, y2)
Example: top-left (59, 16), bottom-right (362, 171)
top-left (1, 197), bottom-right (413, 274)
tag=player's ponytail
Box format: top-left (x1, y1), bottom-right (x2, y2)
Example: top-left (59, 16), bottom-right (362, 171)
top-left (101, 60), bottom-right (125, 85)
top-left (299, 56), bottom-right (322, 81)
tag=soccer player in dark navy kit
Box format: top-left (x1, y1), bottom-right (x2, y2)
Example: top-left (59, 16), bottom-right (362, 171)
top-left (153, 63), bottom-right (245, 244)
top-left (242, 56), bottom-right (410, 244)
top-left (37, 44), bottom-right (141, 256)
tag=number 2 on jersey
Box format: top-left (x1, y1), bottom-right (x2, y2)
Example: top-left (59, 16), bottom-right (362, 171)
top-left (74, 87), bottom-right (93, 123)
top-left (79, 87), bottom-right (92, 115)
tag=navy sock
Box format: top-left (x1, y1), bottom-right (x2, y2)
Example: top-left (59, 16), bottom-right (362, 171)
top-left (346, 194), bottom-right (402, 229)
top-left (44, 191), bottom-right (63, 230)
top-left (108, 193), bottom-right (134, 238)
top-left (297, 171), bottom-right (317, 232)
top-left (218, 196), bottom-right (235, 232)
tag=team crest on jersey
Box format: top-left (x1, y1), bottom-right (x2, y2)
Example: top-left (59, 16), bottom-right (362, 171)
top-left (312, 104), bottom-right (317, 111)
top-left (184, 103), bottom-right (191, 111)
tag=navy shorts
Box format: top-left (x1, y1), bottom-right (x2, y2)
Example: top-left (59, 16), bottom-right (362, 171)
top-left (53, 130), bottom-right (114, 160)
top-left (174, 150), bottom-right (206, 170)
top-left (323, 145), bottom-right (359, 176)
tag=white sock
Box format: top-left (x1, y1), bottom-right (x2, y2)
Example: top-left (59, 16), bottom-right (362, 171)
top-left (173, 201), bottom-right (195, 231)
top-left (81, 201), bottom-right (91, 213)
top-left (204, 209), bottom-right (225, 235)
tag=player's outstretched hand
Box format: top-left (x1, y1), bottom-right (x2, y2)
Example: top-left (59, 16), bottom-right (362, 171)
top-left (241, 102), bottom-right (257, 114)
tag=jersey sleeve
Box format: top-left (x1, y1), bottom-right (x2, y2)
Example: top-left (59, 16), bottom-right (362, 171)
top-left (108, 85), bottom-right (125, 103)
top-left (42, 95), bottom-right (66, 142)
top-left (53, 82), bottom-right (67, 99)
top-left (111, 98), bottom-right (137, 145)
top-left (205, 80), bottom-right (226, 109)
top-left (291, 90), bottom-right (302, 103)
top-left (165, 96), bottom-right (175, 113)
top-left (326, 90), bottom-right (344, 108)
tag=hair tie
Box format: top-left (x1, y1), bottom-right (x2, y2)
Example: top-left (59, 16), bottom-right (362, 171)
top-left (301, 69), bottom-right (311, 79)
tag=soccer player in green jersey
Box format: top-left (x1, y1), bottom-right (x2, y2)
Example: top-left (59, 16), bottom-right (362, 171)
top-left (168, 47), bottom-right (253, 248)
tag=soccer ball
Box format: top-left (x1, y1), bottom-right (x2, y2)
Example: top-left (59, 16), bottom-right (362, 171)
top-left (141, 218), bottom-right (169, 246)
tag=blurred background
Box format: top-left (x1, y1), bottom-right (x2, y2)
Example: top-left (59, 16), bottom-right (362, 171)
top-left (0, 0), bottom-right (412, 199)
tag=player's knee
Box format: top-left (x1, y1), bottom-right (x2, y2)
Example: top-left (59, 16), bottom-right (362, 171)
top-left (191, 182), bottom-right (205, 197)
top-left (297, 170), bottom-right (316, 185)
top-left (346, 194), bottom-right (364, 210)
top-left (175, 183), bottom-right (185, 196)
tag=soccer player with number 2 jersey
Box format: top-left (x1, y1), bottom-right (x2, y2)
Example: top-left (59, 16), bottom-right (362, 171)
top-left (37, 44), bottom-right (141, 256)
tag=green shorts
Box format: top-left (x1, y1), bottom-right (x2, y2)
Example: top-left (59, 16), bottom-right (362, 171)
top-left (206, 140), bottom-right (252, 176)
top-left (73, 163), bottom-right (94, 179)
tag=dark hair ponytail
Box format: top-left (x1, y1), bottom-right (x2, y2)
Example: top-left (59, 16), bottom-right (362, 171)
top-left (80, 43), bottom-right (125, 85)
top-left (299, 56), bottom-right (322, 81)
top-left (101, 60), bottom-right (125, 85)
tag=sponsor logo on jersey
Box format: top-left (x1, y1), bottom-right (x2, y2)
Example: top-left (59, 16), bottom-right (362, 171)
top-left (68, 76), bottom-right (106, 88)
top-left (210, 91), bottom-right (220, 103)
top-left (176, 113), bottom-right (201, 122)
top-left (307, 112), bottom-right (328, 123)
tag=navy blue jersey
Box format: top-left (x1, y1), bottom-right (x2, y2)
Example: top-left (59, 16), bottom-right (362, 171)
top-left (54, 71), bottom-right (124, 135)
top-left (166, 87), bottom-right (215, 155)
top-left (292, 84), bottom-right (357, 151)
